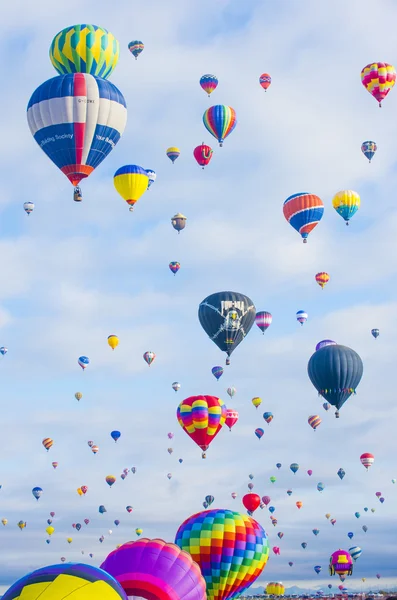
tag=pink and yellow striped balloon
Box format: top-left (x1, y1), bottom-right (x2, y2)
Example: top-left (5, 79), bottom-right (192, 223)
top-left (177, 395), bottom-right (227, 456)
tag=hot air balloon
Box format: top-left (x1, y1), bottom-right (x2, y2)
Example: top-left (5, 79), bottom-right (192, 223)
top-left (349, 546), bottom-right (362, 562)
top-left (23, 201), bottom-right (34, 215)
top-left (166, 147), bottom-right (180, 163)
top-left (106, 475), bottom-right (116, 487)
top-left (273, 546), bottom-right (280, 555)
top-left (100, 538), bottom-right (206, 600)
top-left (347, 532), bottom-right (353, 539)
top-left (329, 549), bottom-right (353, 578)
top-left (323, 402), bottom-right (331, 411)
top-left (169, 261), bottom-right (181, 275)
top-left (198, 291), bottom-right (256, 362)
top-left (2, 563), bottom-right (128, 600)
top-left (308, 344), bottom-right (363, 417)
top-left (52, 462), bottom-right (58, 469)
top-left (316, 340), bottom-right (337, 351)
top-left (251, 397), bottom-right (261, 409)
top-left (176, 509), bottom-right (269, 600)
top-left (202, 105), bottom-right (237, 147)
top-left (308, 415), bottom-right (322, 431)
top-left (307, 469), bottom-right (313, 476)
top-left (27, 74), bottom-right (127, 201)
top-left (361, 62), bottom-right (396, 106)
top-left (371, 328), bottom-right (379, 339)
top-left (0, 347), bottom-right (7, 356)
top-left (111, 431), bottom-right (121, 443)
top-left (171, 213), bottom-right (187, 233)
top-left (75, 392), bottom-right (82, 401)
top-left (314, 566), bottom-right (322, 574)
top-left (255, 428), bottom-right (264, 440)
top-left (114, 165), bottom-right (149, 210)
top-left (50, 25), bottom-right (119, 78)
top-left (270, 476), bottom-right (276, 483)
top-left (283, 193), bottom-right (324, 243)
top-left (332, 190), bottom-right (360, 225)
top-left (290, 463), bottom-right (299, 474)
top-left (200, 74), bottom-right (218, 97)
top-left (263, 412), bottom-right (273, 424)
top-left (262, 496), bottom-right (271, 506)
top-left (211, 365), bottom-right (224, 380)
top-left (301, 542), bottom-right (307, 549)
top-left (266, 583), bottom-right (285, 596)
top-left (296, 501), bottom-right (302, 509)
top-left (361, 141), bottom-right (377, 162)
top-left (177, 395), bottom-right (227, 458)
top-left (296, 310), bottom-right (308, 325)
top-left (337, 468), bottom-right (346, 480)
top-left (330, 518), bottom-right (336, 526)
top-left (128, 40), bottom-right (144, 59)
top-left (225, 409), bottom-right (239, 431)
top-left (362, 525), bottom-right (368, 532)
top-left (45, 525), bottom-right (54, 536)
top-left (143, 351), bottom-right (156, 366)
top-left (259, 73), bottom-right (271, 91)
top-left (317, 482), bottom-right (325, 492)
top-left (194, 143), bottom-right (213, 169)
top-left (78, 356), bottom-right (89, 370)
top-left (268, 507), bottom-right (275, 514)
top-left (227, 386), bottom-right (236, 399)
top-left (172, 382), bottom-right (181, 392)
top-left (145, 169), bottom-right (156, 190)
top-left (315, 272), bottom-right (330, 289)
top-left (91, 445), bottom-right (99, 454)
top-left (360, 453), bottom-right (374, 469)
top-left (312, 529), bottom-right (320, 536)
top-left (255, 311), bottom-right (272, 333)
top-left (287, 490), bottom-right (292, 496)
top-left (32, 487), bottom-right (43, 501)
top-left (108, 335), bottom-right (119, 350)
top-left (42, 438), bottom-right (53, 451)
top-left (276, 463), bottom-right (282, 469)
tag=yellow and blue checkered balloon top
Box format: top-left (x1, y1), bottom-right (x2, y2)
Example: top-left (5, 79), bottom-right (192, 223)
top-left (49, 24), bottom-right (119, 79)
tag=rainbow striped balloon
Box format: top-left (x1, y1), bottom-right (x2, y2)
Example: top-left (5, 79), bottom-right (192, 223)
top-left (175, 509), bottom-right (269, 600)
top-left (203, 105), bottom-right (237, 147)
top-left (361, 62), bottom-right (396, 107)
top-left (283, 193), bottom-right (324, 243)
top-left (177, 395), bottom-right (226, 456)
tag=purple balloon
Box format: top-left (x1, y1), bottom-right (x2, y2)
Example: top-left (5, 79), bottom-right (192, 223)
top-left (100, 538), bottom-right (206, 600)
top-left (315, 339), bottom-right (337, 351)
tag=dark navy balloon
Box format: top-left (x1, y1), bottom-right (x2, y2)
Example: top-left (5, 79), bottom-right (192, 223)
top-left (198, 291), bottom-right (256, 359)
top-left (308, 344), bottom-right (363, 416)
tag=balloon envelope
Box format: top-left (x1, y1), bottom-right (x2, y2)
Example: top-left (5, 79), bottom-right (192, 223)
top-left (175, 509), bottom-right (269, 600)
top-left (100, 538), bottom-right (206, 600)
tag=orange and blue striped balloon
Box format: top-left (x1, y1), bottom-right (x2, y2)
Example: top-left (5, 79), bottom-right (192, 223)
top-left (203, 105), bottom-right (237, 147)
top-left (283, 193), bottom-right (324, 243)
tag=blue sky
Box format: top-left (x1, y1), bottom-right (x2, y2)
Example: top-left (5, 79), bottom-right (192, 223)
top-left (1, 0), bottom-right (397, 592)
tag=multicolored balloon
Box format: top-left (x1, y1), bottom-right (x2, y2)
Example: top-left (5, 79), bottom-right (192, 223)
top-left (23, 202), bottom-right (34, 215)
top-left (296, 310), bottom-right (308, 325)
top-left (316, 340), bottom-right (337, 352)
top-left (360, 453), bottom-right (374, 469)
top-left (263, 412), bottom-right (273, 424)
top-left (143, 351), bottom-right (156, 366)
top-left (203, 105), bottom-right (237, 147)
top-left (329, 549), bottom-right (353, 579)
top-left (332, 190), bottom-right (360, 225)
top-left (283, 193), bottom-right (324, 243)
top-left (128, 40), bottom-right (144, 60)
top-left (255, 311), bottom-right (272, 333)
top-left (361, 141), bottom-right (377, 162)
top-left (255, 428), bottom-right (264, 440)
top-left (259, 73), bottom-right (271, 91)
top-left (200, 74), bottom-right (218, 97)
top-left (145, 169), bottom-right (156, 189)
top-left (27, 74), bottom-right (127, 199)
top-left (175, 509), bottom-right (269, 600)
top-left (308, 415), bottom-right (322, 431)
top-left (101, 538), bottom-right (206, 600)
top-left (211, 366), bottom-right (224, 380)
top-left (78, 356), bottom-right (89, 370)
top-left (177, 395), bottom-right (227, 458)
top-left (166, 147), bottom-right (180, 163)
top-left (361, 62), bottom-right (396, 107)
top-left (114, 165), bottom-right (149, 210)
top-left (225, 409), bottom-right (239, 431)
top-left (49, 25), bottom-right (119, 78)
top-left (169, 262), bottom-right (181, 275)
top-left (315, 272), bottom-right (330, 289)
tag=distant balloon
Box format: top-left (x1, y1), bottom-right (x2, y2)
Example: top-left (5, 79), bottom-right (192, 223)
top-left (290, 463), bottom-right (299, 474)
top-left (114, 165), bottom-right (149, 210)
top-left (225, 409), bottom-right (239, 431)
top-left (317, 482), bottom-right (325, 492)
top-left (361, 62), bottom-right (396, 107)
top-left (42, 438), bottom-right (53, 451)
top-left (283, 193), bottom-right (324, 243)
top-left (315, 272), bottom-right (330, 289)
top-left (227, 386), bottom-right (236, 399)
top-left (308, 415), bottom-right (322, 431)
top-left (108, 335), bottom-right (119, 350)
top-left (332, 190), bottom-right (360, 225)
top-left (337, 468), bottom-right (346, 480)
top-left (255, 311), bottom-right (272, 333)
top-left (128, 40), bottom-right (144, 59)
top-left (242, 493), bottom-right (261, 513)
top-left (349, 546), bottom-right (362, 562)
top-left (211, 366), bottom-right (224, 380)
top-left (171, 213), bottom-right (187, 233)
top-left (263, 412), bottom-right (273, 424)
top-left (105, 475), bottom-right (116, 487)
top-left (194, 143), bottom-right (213, 169)
top-left (255, 428), bottom-right (264, 440)
top-left (166, 147), bottom-right (180, 163)
top-left (323, 402), bottom-right (331, 411)
top-left (145, 169), bottom-right (156, 189)
top-left (296, 310), bottom-right (308, 325)
top-left (78, 356), bottom-right (89, 370)
top-left (75, 392), bottom-right (82, 401)
top-left (32, 487), bottom-right (43, 501)
top-left (360, 453), bottom-right (374, 469)
top-left (111, 431), bottom-right (121, 442)
top-left (252, 397), bottom-right (262, 409)
top-left (259, 73), bottom-right (271, 91)
top-left (316, 340), bottom-right (337, 351)
top-left (371, 328), bottom-right (380, 339)
top-left (200, 74), bottom-right (218, 96)
top-left (143, 351), bottom-right (156, 366)
top-left (172, 382), bottom-right (181, 392)
top-left (177, 395), bottom-right (227, 458)
top-left (307, 469), bottom-right (313, 476)
top-left (361, 141), bottom-right (377, 162)
top-left (169, 261), bottom-right (181, 275)
top-left (0, 346), bottom-right (7, 356)
top-left (23, 201), bottom-right (34, 215)
top-left (202, 105), bottom-right (237, 147)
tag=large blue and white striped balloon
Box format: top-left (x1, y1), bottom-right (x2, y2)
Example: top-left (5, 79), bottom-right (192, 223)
top-left (349, 546), bottom-right (362, 561)
top-left (27, 73), bottom-right (127, 187)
